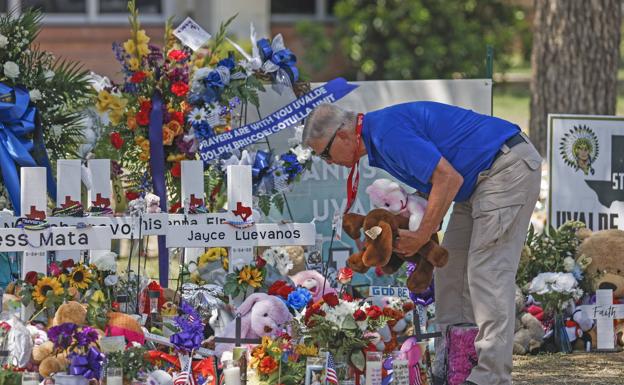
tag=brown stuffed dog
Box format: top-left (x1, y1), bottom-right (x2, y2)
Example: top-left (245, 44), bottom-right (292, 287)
top-left (343, 208), bottom-right (448, 294)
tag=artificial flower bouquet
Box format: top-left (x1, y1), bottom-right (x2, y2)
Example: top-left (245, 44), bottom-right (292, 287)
top-left (249, 334), bottom-right (306, 385)
top-left (47, 322), bottom-right (104, 380)
top-left (303, 292), bottom-right (389, 373)
top-left (528, 272), bottom-right (584, 315)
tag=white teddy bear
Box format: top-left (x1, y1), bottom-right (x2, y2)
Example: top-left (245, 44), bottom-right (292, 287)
top-left (365, 178), bottom-right (428, 231)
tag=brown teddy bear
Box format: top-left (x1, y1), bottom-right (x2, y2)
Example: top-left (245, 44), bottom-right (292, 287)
top-left (579, 228), bottom-right (624, 347)
top-left (52, 301), bottom-right (87, 327)
top-left (342, 208), bottom-right (448, 294)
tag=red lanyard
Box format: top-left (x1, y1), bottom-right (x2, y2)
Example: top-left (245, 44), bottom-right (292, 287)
top-left (344, 113), bottom-right (364, 214)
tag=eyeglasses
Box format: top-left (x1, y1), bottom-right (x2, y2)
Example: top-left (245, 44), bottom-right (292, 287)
top-left (317, 122), bottom-right (345, 160)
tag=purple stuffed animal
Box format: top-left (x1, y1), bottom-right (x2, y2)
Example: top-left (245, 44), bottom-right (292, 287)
top-left (215, 293), bottom-right (292, 357)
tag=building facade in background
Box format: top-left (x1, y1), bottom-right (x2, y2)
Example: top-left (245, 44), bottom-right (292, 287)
top-left (3, 0), bottom-right (343, 81)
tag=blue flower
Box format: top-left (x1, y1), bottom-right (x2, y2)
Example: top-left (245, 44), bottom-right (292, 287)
top-left (204, 70), bottom-right (225, 89)
top-left (218, 56), bottom-right (236, 71)
top-left (280, 153), bottom-right (304, 180)
top-left (286, 287), bottom-right (312, 310)
top-left (193, 121), bottom-right (214, 140)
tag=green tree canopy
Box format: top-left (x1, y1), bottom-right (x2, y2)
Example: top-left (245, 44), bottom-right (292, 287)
top-left (329, 0), bottom-right (528, 80)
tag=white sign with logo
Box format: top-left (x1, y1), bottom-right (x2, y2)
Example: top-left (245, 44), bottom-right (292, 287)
top-left (548, 115), bottom-right (624, 230)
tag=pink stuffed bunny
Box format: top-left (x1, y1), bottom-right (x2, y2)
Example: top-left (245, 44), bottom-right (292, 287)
top-left (290, 270), bottom-right (337, 303)
top-left (215, 293), bottom-right (292, 357)
top-left (366, 178), bottom-right (428, 232)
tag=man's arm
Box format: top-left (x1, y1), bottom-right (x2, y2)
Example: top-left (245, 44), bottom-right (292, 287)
top-left (394, 157), bottom-right (463, 255)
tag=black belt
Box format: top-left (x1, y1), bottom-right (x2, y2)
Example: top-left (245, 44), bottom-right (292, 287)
top-left (493, 132), bottom-right (526, 162)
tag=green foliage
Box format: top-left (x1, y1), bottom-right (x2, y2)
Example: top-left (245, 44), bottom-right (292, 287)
top-left (304, 0), bottom-right (528, 80)
top-left (106, 346), bottom-right (154, 381)
top-left (304, 315), bottom-right (369, 366)
top-left (295, 21), bottom-right (333, 73)
top-left (0, 8), bottom-right (93, 161)
top-left (517, 221), bottom-right (588, 290)
top-left (258, 194), bottom-right (272, 217)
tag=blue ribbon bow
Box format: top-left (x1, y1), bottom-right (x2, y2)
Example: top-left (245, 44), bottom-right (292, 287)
top-left (251, 150), bottom-right (275, 195)
top-left (0, 82), bottom-right (56, 214)
top-left (256, 38), bottom-right (299, 84)
top-left (68, 347), bottom-right (104, 380)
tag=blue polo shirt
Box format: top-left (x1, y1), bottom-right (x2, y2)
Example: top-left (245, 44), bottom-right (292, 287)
top-left (362, 102), bottom-right (520, 202)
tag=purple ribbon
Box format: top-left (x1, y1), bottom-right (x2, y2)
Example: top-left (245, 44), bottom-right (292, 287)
top-left (170, 331), bottom-right (203, 351)
top-left (68, 347), bottom-right (104, 379)
top-left (148, 90), bottom-right (169, 287)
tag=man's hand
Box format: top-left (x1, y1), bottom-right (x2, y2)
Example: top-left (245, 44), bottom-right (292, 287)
top-left (394, 228), bottom-right (430, 256)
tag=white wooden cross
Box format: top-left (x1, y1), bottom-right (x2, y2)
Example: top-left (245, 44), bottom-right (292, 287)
top-left (20, 167), bottom-right (48, 277)
top-left (579, 289), bottom-right (624, 351)
top-left (167, 165), bottom-right (316, 272)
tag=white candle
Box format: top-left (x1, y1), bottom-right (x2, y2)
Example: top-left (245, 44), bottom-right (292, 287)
top-left (107, 376), bottom-right (123, 385)
top-left (22, 381), bottom-right (38, 385)
top-left (392, 359), bottom-right (409, 385)
top-left (365, 361), bottom-right (382, 385)
top-left (223, 367), bottom-right (241, 385)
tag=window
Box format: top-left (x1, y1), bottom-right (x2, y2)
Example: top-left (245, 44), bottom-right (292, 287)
top-left (22, 0), bottom-right (86, 13)
top-left (271, 0), bottom-right (337, 22)
top-left (11, 0), bottom-right (167, 24)
top-left (100, 0), bottom-right (161, 14)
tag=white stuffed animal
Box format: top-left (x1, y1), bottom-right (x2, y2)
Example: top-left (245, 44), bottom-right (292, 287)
top-left (366, 178), bottom-right (428, 231)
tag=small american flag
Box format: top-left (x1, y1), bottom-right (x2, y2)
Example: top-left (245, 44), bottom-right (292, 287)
top-left (174, 353), bottom-right (196, 385)
top-left (325, 351), bottom-right (339, 384)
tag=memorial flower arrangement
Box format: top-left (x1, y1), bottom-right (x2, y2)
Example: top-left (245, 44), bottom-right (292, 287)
top-left (303, 293), bottom-right (388, 372)
top-left (517, 221), bottom-right (594, 294)
top-left (268, 280), bottom-right (313, 313)
top-left (223, 257), bottom-right (268, 297)
top-left (248, 333), bottom-right (307, 385)
top-left (0, 8), bottom-right (94, 212)
top-left (47, 323), bottom-right (105, 380)
top-left (528, 272), bottom-right (584, 315)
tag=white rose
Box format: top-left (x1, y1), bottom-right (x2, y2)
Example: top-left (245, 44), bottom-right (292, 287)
top-left (44, 69), bottom-right (55, 81)
top-left (292, 145), bottom-right (312, 163)
top-left (563, 257), bottom-right (576, 272)
top-left (0, 34), bottom-right (8, 49)
top-left (91, 251), bottom-right (117, 271)
top-left (3, 61), bottom-right (20, 79)
top-left (551, 272), bottom-right (578, 293)
top-left (29, 89), bottom-right (42, 102)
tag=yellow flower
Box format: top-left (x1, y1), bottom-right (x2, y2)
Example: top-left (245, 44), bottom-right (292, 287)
top-left (123, 39), bottom-right (136, 55)
top-left (295, 344), bottom-right (318, 357)
top-left (66, 265), bottom-right (93, 290)
top-left (222, 256), bottom-right (229, 271)
top-left (139, 140), bottom-right (150, 152)
top-left (33, 277), bottom-right (64, 305)
top-left (135, 136), bottom-right (147, 145)
top-left (109, 97), bottom-right (127, 112)
top-left (90, 290), bottom-right (106, 304)
top-left (167, 153), bottom-right (187, 162)
top-left (137, 43), bottom-right (150, 57)
top-left (238, 266), bottom-right (263, 288)
top-left (139, 149), bottom-right (151, 162)
top-left (96, 90), bottom-right (113, 112)
top-left (109, 110), bottom-right (124, 125)
top-left (136, 30), bottom-right (150, 45)
top-left (199, 248), bottom-right (227, 265)
top-left (128, 57), bottom-right (140, 71)
top-left (261, 336), bottom-right (272, 347)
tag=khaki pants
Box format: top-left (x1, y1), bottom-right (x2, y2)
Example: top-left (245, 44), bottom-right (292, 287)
top-left (432, 136), bottom-right (541, 385)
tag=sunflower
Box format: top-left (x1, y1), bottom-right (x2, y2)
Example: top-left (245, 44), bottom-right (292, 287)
top-left (64, 265), bottom-right (93, 290)
top-left (32, 277), bottom-right (64, 305)
top-left (238, 266), bottom-right (263, 288)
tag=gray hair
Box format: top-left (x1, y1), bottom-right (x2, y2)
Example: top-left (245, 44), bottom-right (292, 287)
top-left (302, 103), bottom-right (356, 146)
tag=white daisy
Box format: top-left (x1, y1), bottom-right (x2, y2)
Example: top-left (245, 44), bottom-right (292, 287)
top-left (188, 107), bottom-right (208, 125)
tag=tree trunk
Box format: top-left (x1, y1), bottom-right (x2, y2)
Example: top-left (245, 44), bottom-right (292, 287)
top-left (529, 0), bottom-right (621, 156)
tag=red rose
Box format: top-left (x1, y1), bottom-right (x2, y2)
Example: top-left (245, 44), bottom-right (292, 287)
top-left (338, 267), bottom-right (353, 284)
top-left (140, 100), bottom-right (152, 111)
top-left (61, 259), bottom-right (75, 269)
top-left (366, 305), bottom-right (383, 320)
top-left (125, 191), bottom-right (140, 201)
top-left (171, 162), bottom-right (181, 178)
top-left (111, 301), bottom-right (120, 311)
top-left (110, 132), bottom-right (124, 149)
top-left (268, 280), bottom-right (294, 299)
top-left (171, 82), bottom-right (189, 97)
top-left (169, 111), bottom-right (184, 125)
top-left (24, 271), bottom-right (38, 286)
top-left (277, 285), bottom-right (294, 299)
top-left (341, 293), bottom-right (354, 302)
top-left (353, 309), bottom-right (367, 321)
top-left (130, 71), bottom-right (147, 83)
top-left (268, 280), bottom-right (287, 296)
top-left (255, 256), bottom-right (267, 268)
top-left (322, 293), bottom-right (339, 307)
top-left (168, 50), bottom-right (188, 62)
top-left (169, 201), bottom-right (182, 213)
top-left (136, 110), bottom-right (150, 126)
top-left (375, 266), bottom-right (384, 277)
